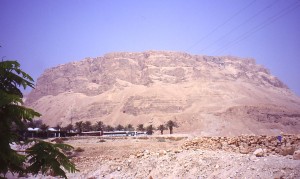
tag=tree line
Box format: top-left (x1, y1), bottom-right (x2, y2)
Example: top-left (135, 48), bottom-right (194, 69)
top-left (26, 119), bottom-right (179, 135)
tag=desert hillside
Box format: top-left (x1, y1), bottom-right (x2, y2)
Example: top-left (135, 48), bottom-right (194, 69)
top-left (25, 51), bottom-right (300, 135)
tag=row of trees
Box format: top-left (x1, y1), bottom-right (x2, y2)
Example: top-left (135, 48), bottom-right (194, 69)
top-left (70, 120), bottom-right (178, 135)
top-left (26, 119), bottom-right (179, 135)
top-left (134, 120), bottom-right (178, 135)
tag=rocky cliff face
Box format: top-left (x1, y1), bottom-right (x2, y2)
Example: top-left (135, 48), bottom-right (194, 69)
top-left (25, 51), bottom-right (300, 135)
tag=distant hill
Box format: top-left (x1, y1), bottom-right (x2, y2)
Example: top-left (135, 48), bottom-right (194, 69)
top-left (25, 51), bottom-right (300, 136)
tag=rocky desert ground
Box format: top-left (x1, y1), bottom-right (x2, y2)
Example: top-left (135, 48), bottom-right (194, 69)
top-left (9, 134), bottom-right (300, 179)
top-left (67, 134), bottom-right (300, 179)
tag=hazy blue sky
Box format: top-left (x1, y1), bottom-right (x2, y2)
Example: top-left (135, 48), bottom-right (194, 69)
top-left (1, 0), bottom-right (300, 95)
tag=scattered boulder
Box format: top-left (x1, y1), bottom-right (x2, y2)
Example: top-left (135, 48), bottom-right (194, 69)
top-left (280, 146), bottom-right (295, 156)
top-left (159, 150), bottom-right (167, 156)
top-left (293, 150), bottom-right (300, 160)
top-left (239, 147), bottom-right (250, 154)
top-left (253, 148), bottom-right (265, 157)
top-left (144, 150), bottom-right (150, 155)
top-left (136, 153), bottom-right (144, 158)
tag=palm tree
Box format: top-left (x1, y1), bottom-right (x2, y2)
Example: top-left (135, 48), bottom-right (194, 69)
top-left (75, 121), bottom-right (83, 134)
top-left (95, 121), bottom-right (104, 130)
top-left (40, 123), bottom-right (49, 138)
top-left (63, 124), bottom-right (74, 133)
top-left (157, 124), bottom-right (166, 135)
top-left (82, 121), bottom-right (92, 132)
top-left (125, 124), bottom-right (135, 131)
top-left (146, 125), bottom-right (155, 135)
top-left (55, 123), bottom-right (61, 130)
top-left (166, 120), bottom-right (178, 134)
top-left (137, 124), bottom-right (145, 132)
top-left (105, 125), bottom-right (114, 131)
top-left (115, 124), bottom-right (124, 131)
top-left (95, 121), bottom-right (105, 134)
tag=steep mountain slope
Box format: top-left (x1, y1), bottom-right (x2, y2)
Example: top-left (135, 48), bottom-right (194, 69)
top-left (25, 51), bottom-right (300, 135)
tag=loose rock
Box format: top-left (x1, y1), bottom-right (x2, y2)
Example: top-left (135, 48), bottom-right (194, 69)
top-left (253, 148), bottom-right (265, 157)
top-left (293, 150), bottom-right (300, 160)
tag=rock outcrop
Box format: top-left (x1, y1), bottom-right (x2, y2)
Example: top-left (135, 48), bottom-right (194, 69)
top-left (182, 134), bottom-right (300, 157)
top-left (25, 51), bottom-right (300, 135)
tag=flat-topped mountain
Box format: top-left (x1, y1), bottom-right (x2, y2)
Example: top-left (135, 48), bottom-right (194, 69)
top-left (25, 51), bottom-right (300, 135)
